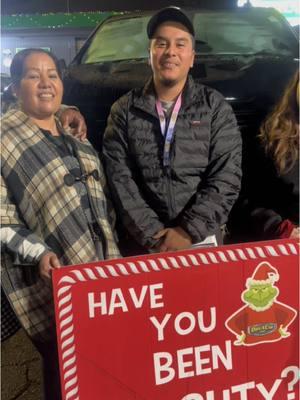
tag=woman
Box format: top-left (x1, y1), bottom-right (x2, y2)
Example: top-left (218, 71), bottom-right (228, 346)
top-left (245, 70), bottom-right (299, 241)
top-left (1, 48), bottom-right (120, 399)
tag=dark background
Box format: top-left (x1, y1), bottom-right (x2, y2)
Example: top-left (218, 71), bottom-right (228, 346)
top-left (2, 0), bottom-right (238, 14)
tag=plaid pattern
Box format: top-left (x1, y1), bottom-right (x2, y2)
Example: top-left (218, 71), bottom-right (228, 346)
top-left (43, 132), bottom-right (105, 258)
top-left (1, 109), bottom-right (120, 342)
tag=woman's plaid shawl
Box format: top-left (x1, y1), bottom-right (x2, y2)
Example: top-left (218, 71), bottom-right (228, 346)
top-left (1, 109), bottom-right (120, 342)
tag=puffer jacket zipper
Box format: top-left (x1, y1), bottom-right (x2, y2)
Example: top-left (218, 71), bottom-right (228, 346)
top-left (164, 130), bottom-right (177, 220)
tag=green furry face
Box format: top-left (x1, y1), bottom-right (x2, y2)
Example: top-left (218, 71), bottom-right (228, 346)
top-left (243, 284), bottom-right (278, 308)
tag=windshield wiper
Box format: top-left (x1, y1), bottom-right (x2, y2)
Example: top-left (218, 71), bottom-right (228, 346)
top-left (195, 39), bottom-right (213, 53)
top-left (195, 39), bottom-right (208, 45)
top-left (245, 50), bottom-right (289, 57)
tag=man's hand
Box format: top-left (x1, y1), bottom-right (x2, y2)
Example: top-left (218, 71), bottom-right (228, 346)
top-left (60, 108), bottom-right (87, 141)
top-left (290, 227), bottom-right (300, 239)
top-left (39, 252), bottom-right (61, 280)
top-left (153, 226), bottom-right (192, 253)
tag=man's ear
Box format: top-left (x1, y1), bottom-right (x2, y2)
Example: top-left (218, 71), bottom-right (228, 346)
top-left (190, 50), bottom-right (195, 68)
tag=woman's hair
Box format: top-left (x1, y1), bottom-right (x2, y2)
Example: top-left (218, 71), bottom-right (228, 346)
top-left (259, 70), bottom-right (299, 175)
top-left (10, 48), bottom-right (62, 85)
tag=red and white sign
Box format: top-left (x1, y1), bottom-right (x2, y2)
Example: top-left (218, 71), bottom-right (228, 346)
top-left (53, 239), bottom-right (299, 400)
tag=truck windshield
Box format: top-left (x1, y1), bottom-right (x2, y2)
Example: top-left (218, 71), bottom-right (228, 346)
top-left (82, 8), bottom-right (297, 64)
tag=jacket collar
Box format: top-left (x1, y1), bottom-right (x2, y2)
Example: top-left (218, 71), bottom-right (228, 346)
top-left (181, 75), bottom-right (199, 106)
top-left (132, 75), bottom-right (198, 117)
top-left (5, 108), bottom-right (72, 141)
top-left (132, 78), bottom-right (157, 117)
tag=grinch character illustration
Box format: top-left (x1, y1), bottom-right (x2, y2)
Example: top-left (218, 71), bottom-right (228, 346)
top-left (225, 261), bottom-right (297, 346)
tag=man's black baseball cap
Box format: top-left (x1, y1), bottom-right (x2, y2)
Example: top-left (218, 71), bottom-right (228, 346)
top-left (147, 6), bottom-right (195, 39)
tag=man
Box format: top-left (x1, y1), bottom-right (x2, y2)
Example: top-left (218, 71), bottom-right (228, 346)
top-left (103, 7), bottom-right (242, 255)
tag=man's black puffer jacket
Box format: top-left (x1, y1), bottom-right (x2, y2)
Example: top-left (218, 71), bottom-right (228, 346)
top-left (103, 76), bottom-right (242, 248)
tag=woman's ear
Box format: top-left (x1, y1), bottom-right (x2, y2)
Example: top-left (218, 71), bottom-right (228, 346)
top-left (11, 83), bottom-right (18, 98)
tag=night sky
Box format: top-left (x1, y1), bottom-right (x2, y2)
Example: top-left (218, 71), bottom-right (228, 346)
top-left (2, 0), bottom-right (237, 15)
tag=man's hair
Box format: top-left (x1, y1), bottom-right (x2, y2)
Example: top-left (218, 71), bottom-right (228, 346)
top-left (147, 7), bottom-right (195, 39)
top-left (10, 48), bottom-right (62, 86)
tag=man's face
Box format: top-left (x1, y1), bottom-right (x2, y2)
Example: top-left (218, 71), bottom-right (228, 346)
top-left (149, 21), bottom-right (195, 88)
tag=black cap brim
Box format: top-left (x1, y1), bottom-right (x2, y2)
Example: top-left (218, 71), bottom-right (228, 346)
top-left (147, 7), bottom-right (195, 39)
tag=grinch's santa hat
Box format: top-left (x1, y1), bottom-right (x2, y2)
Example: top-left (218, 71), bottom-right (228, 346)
top-left (246, 262), bottom-right (279, 287)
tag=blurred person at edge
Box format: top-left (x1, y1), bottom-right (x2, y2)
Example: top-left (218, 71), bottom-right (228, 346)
top-left (1, 48), bottom-right (120, 400)
top-left (241, 70), bottom-right (299, 241)
top-left (103, 7), bottom-right (242, 255)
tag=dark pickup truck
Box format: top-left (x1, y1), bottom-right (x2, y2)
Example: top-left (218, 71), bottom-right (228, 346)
top-left (62, 6), bottom-right (298, 241)
top-left (63, 6), bottom-right (298, 154)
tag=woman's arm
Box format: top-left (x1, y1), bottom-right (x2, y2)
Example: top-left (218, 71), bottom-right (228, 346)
top-left (1, 175), bottom-right (60, 278)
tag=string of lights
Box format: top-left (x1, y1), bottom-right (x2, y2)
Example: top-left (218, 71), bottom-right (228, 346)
top-left (2, 11), bottom-right (119, 30)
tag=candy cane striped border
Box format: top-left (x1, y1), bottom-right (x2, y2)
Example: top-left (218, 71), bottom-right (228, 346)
top-left (56, 241), bottom-right (299, 400)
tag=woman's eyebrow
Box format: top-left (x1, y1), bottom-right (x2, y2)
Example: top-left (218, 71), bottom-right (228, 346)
top-left (25, 67), bottom-right (57, 72)
top-left (25, 67), bottom-right (40, 71)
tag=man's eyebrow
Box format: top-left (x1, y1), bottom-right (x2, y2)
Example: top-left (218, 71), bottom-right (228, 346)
top-left (153, 36), bottom-right (189, 42)
top-left (153, 36), bottom-right (167, 41)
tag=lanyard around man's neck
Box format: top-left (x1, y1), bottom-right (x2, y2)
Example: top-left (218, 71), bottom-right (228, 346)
top-left (155, 93), bottom-right (182, 167)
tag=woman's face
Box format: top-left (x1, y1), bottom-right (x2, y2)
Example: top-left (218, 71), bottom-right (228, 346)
top-left (15, 52), bottom-right (63, 120)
